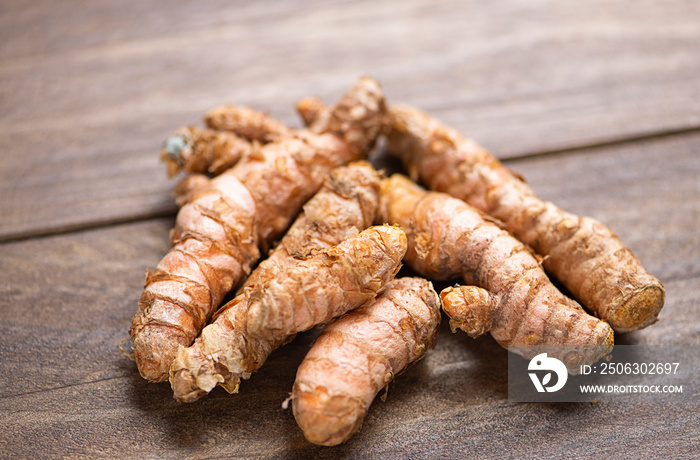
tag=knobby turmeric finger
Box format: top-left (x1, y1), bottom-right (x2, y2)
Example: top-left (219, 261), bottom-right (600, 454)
top-left (160, 126), bottom-right (255, 178)
top-left (379, 174), bottom-right (613, 371)
top-left (204, 104), bottom-right (294, 143)
top-left (439, 285), bottom-right (496, 338)
top-left (170, 224), bottom-right (406, 402)
top-left (292, 277), bottom-right (441, 446)
top-left (296, 96), bottom-right (331, 134)
top-left (162, 105), bottom-right (297, 178)
top-left (169, 161), bottom-right (383, 401)
top-left (386, 104), bottom-right (664, 332)
top-left (130, 77), bottom-right (387, 382)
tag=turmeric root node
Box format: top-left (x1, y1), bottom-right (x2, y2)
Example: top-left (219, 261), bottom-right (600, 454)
top-left (292, 277), bottom-right (441, 446)
top-left (296, 96), bottom-right (330, 134)
top-left (386, 104), bottom-right (664, 332)
top-left (440, 285), bottom-right (495, 337)
top-left (160, 126), bottom-right (254, 177)
top-left (204, 105), bottom-right (293, 143)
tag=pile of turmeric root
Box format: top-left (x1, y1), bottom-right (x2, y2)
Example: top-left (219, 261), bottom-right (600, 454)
top-left (128, 77), bottom-right (664, 446)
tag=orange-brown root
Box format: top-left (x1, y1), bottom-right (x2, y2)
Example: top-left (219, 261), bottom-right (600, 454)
top-left (296, 96), bottom-right (330, 134)
top-left (292, 277), bottom-right (440, 446)
top-left (379, 174), bottom-right (613, 371)
top-left (160, 126), bottom-right (255, 177)
top-left (169, 224), bottom-right (406, 401)
top-left (168, 162), bottom-right (383, 400)
top-left (132, 78), bottom-right (387, 382)
top-left (245, 224), bottom-right (407, 343)
top-left (386, 104), bottom-right (664, 332)
top-left (204, 105), bottom-right (293, 143)
top-left (440, 285), bottom-right (495, 338)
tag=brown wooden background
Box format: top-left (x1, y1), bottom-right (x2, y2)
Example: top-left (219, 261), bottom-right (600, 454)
top-left (1, 1), bottom-right (698, 458)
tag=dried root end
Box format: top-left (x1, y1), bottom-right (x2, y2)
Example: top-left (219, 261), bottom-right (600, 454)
top-left (119, 337), bottom-right (135, 362)
top-left (607, 284), bottom-right (665, 333)
top-left (293, 388), bottom-right (365, 447)
top-left (131, 325), bottom-right (190, 383)
top-left (440, 285), bottom-right (495, 338)
top-left (170, 368), bottom-right (210, 403)
top-left (220, 377), bottom-right (241, 394)
top-left (169, 344), bottom-right (228, 402)
top-left (160, 131), bottom-right (191, 178)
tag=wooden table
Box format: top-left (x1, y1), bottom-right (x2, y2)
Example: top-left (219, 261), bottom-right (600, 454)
top-left (1, 1), bottom-right (698, 457)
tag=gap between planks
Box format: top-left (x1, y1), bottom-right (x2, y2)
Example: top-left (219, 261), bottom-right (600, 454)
top-left (2, 125), bottom-right (699, 245)
top-left (502, 124), bottom-right (700, 165)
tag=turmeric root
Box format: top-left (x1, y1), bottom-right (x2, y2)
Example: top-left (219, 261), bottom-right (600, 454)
top-left (130, 77), bottom-right (387, 382)
top-left (162, 105), bottom-right (296, 178)
top-left (440, 285), bottom-right (496, 338)
top-left (204, 105), bottom-right (293, 143)
top-left (160, 126), bottom-right (253, 177)
top-left (386, 104), bottom-right (664, 332)
top-left (168, 161), bottom-right (382, 401)
top-left (246, 224), bottom-right (406, 342)
top-left (170, 224), bottom-right (406, 402)
top-left (292, 277), bottom-right (440, 446)
top-left (379, 174), bottom-right (613, 369)
top-left (297, 96), bottom-right (331, 134)
top-left (238, 161), bottom-right (383, 294)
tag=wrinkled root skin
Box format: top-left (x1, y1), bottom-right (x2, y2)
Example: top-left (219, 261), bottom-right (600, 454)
top-left (292, 277), bottom-right (441, 446)
top-left (130, 174), bottom-right (258, 382)
top-left (169, 163), bottom-right (384, 402)
top-left (386, 103), bottom-right (664, 332)
top-left (160, 126), bottom-right (253, 178)
top-left (246, 225), bottom-right (407, 342)
top-left (440, 285), bottom-right (495, 338)
top-left (441, 285), bottom-right (613, 373)
top-left (204, 105), bottom-right (294, 143)
top-left (131, 78), bottom-right (388, 383)
top-left (169, 365), bottom-right (209, 403)
top-left (131, 324), bottom-right (191, 383)
top-left (379, 174), bottom-right (614, 372)
top-left (170, 225), bottom-right (405, 402)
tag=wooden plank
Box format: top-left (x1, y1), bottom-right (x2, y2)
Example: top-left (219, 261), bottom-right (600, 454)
top-left (0, 0), bottom-right (318, 60)
top-left (0, 219), bottom-right (172, 398)
top-left (0, 118), bottom-right (178, 241)
top-left (0, 137), bottom-right (698, 456)
top-left (3, 335), bottom-right (695, 459)
top-left (1, 0), bottom-right (700, 239)
top-left (3, 0), bottom-right (699, 148)
top-left (0, 231), bottom-right (697, 458)
top-left (0, 247), bottom-right (697, 457)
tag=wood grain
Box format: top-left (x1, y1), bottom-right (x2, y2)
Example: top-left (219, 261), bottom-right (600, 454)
top-left (1, 135), bottom-right (698, 457)
top-left (2, 1), bottom-right (699, 456)
top-left (2, 0), bottom-right (700, 240)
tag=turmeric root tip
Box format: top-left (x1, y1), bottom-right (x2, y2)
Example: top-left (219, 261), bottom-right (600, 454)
top-left (440, 285), bottom-right (495, 338)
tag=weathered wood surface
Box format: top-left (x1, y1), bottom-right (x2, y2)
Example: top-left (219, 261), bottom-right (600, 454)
top-left (2, 0), bottom-right (700, 241)
top-left (1, 0), bottom-right (699, 458)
